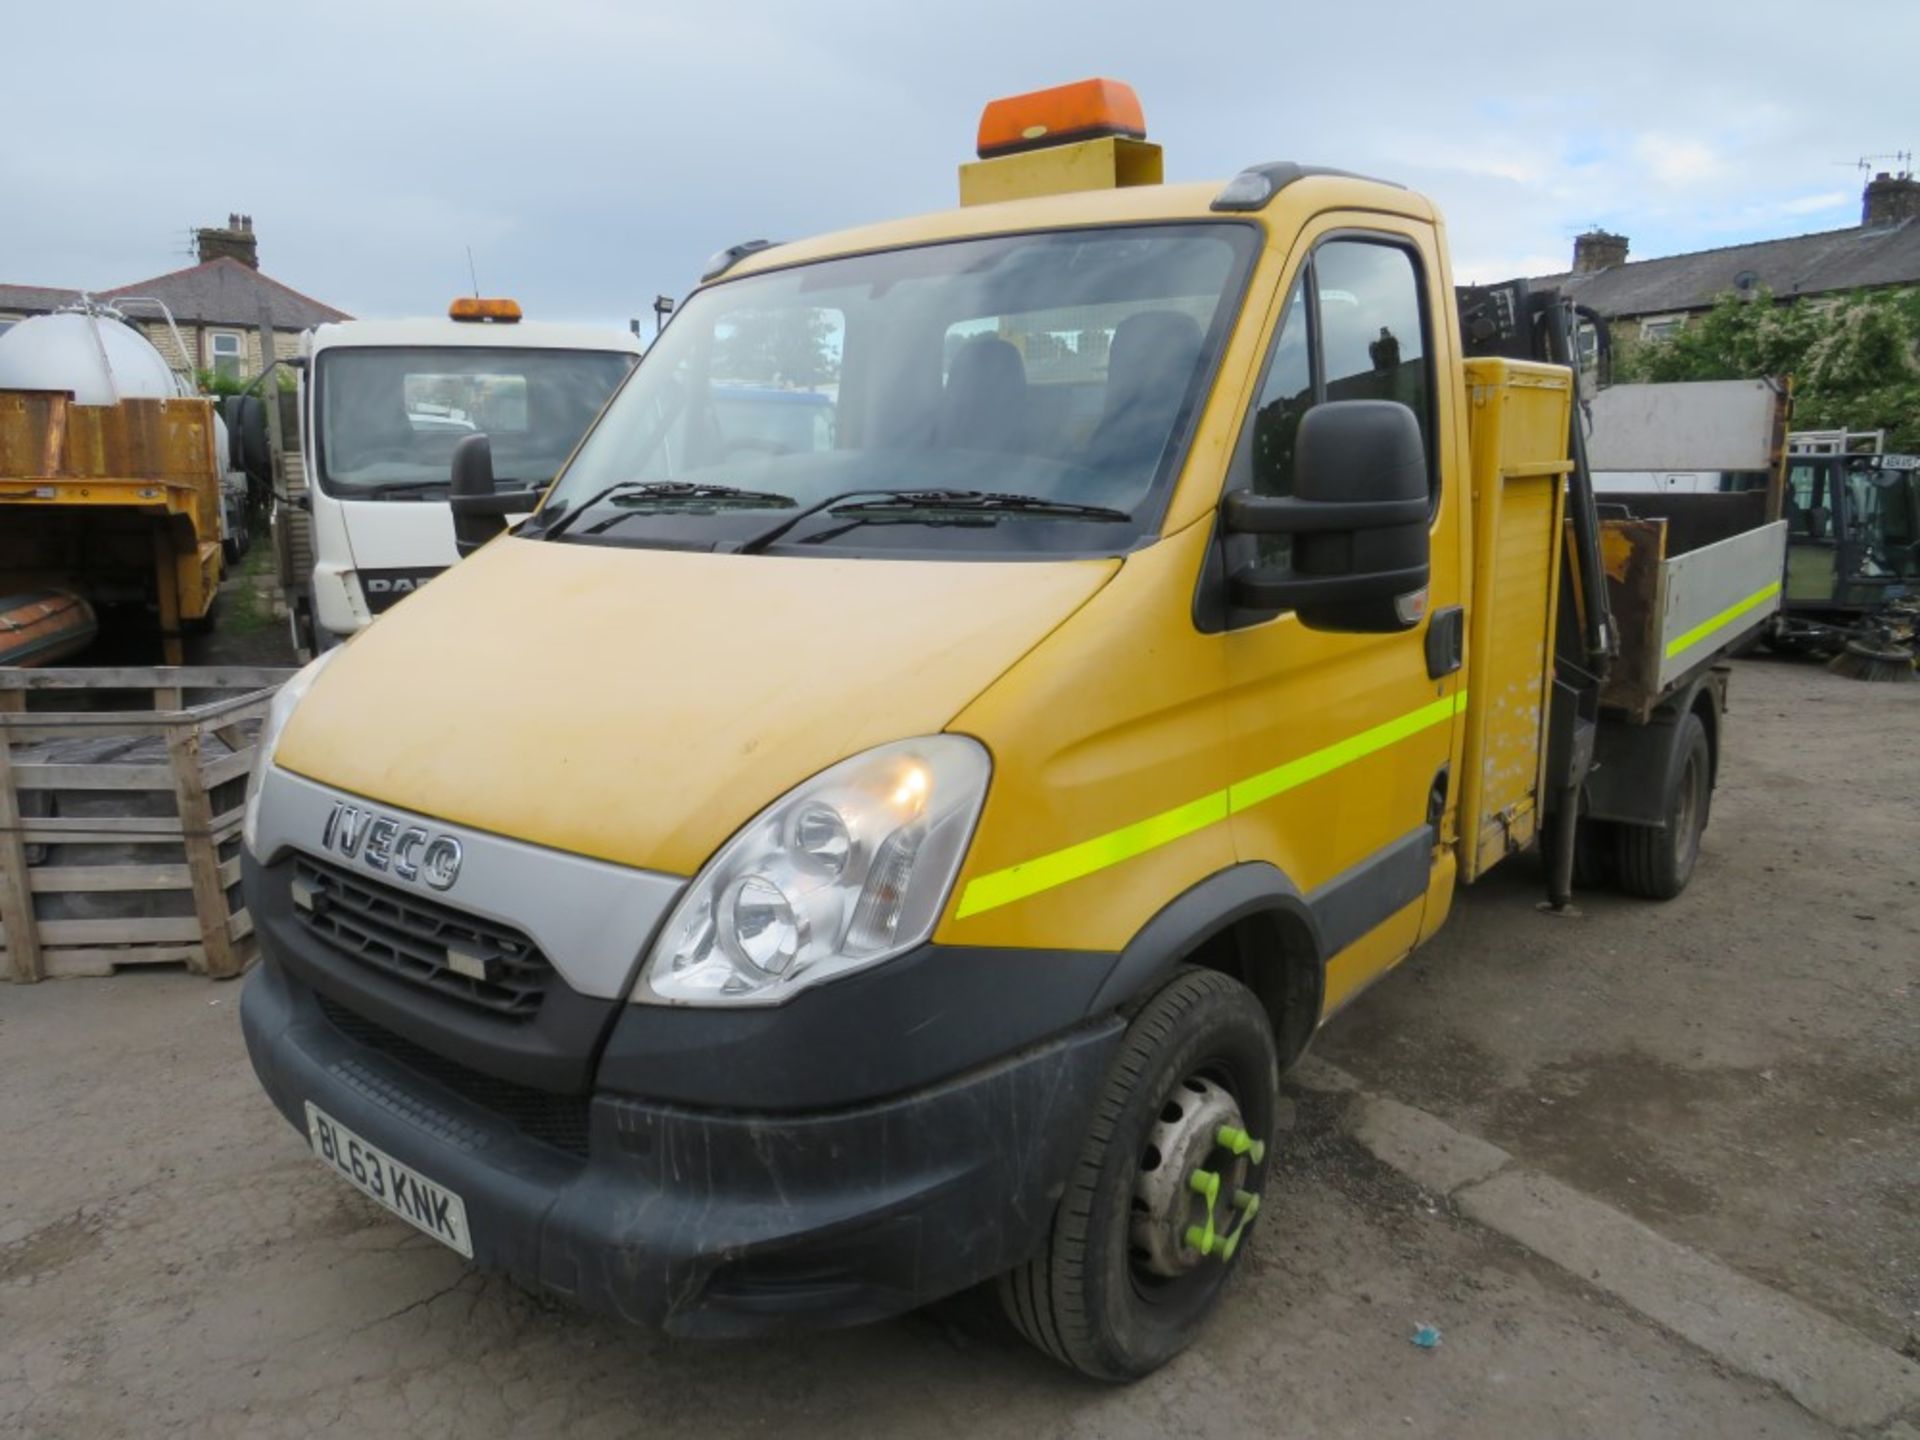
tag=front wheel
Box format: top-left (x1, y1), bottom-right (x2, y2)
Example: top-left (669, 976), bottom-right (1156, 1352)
top-left (999, 966), bottom-right (1280, 1380)
top-left (1613, 712), bottom-right (1711, 899)
top-left (287, 586), bottom-right (316, 664)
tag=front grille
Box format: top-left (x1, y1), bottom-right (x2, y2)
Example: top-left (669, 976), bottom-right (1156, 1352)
top-left (318, 995), bottom-right (592, 1157)
top-left (292, 854), bottom-right (554, 1019)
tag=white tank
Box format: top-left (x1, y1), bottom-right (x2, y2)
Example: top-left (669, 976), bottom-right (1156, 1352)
top-left (0, 309), bottom-right (183, 406)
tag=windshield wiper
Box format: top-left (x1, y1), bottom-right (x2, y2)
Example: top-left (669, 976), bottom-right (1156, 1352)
top-left (351, 480), bottom-right (452, 500)
top-left (610, 481), bottom-right (793, 507)
top-left (542, 480), bottom-right (794, 538)
top-left (733, 488), bottom-right (1128, 554)
top-left (828, 491), bottom-right (1131, 522)
top-left (731, 488), bottom-right (930, 553)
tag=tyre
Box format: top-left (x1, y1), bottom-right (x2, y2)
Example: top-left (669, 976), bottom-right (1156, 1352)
top-left (222, 514), bottom-right (250, 566)
top-left (183, 593), bottom-right (221, 638)
top-left (288, 587), bottom-right (316, 664)
top-left (1538, 812), bottom-right (1614, 891)
top-left (999, 966), bottom-right (1280, 1380)
top-left (1613, 712), bottom-right (1710, 900)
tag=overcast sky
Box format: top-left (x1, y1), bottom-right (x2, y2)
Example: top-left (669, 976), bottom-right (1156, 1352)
top-left (5, 1), bottom-right (1915, 331)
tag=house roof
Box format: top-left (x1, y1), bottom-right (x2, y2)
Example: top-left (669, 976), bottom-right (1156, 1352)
top-left (101, 256), bottom-right (350, 328)
top-left (0, 283), bottom-right (80, 314)
top-left (0, 257), bottom-right (349, 329)
top-left (1531, 218), bottom-right (1920, 318)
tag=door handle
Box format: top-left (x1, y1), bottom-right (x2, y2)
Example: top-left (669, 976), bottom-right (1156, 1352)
top-left (1426, 605), bottom-right (1464, 678)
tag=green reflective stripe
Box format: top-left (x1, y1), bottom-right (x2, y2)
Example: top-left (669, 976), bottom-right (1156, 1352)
top-left (953, 787), bottom-right (1228, 920)
top-left (1228, 691), bottom-right (1464, 814)
top-left (955, 688), bottom-right (1467, 920)
top-left (1664, 581), bottom-right (1781, 660)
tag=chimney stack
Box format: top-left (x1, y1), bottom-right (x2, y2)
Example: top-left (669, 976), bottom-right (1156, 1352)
top-left (195, 214), bottom-right (259, 269)
top-left (1572, 229), bottom-right (1629, 274)
top-left (1862, 171), bottom-right (1920, 229)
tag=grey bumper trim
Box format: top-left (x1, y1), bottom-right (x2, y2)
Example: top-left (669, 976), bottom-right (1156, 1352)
top-left (249, 767), bottom-right (686, 1000)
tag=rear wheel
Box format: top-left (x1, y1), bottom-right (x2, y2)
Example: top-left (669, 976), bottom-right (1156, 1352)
top-left (1539, 812), bottom-right (1614, 891)
top-left (1614, 712), bottom-right (1710, 899)
top-left (999, 966), bottom-right (1279, 1380)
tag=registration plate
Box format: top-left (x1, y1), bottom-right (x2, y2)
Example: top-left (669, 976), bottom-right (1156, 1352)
top-left (305, 1102), bottom-right (473, 1258)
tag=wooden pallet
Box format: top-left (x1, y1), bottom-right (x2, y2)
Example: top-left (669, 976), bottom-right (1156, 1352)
top-left (0, 666), bottom-right (294, 981)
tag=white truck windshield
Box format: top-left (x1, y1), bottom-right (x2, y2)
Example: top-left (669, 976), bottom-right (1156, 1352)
top-left (316, 347), bottom-right (635, 497)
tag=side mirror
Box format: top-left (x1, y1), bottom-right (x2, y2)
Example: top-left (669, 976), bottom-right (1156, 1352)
top-left (1221, 399), bottom-right (1431, 633)
top-left (450, 435), bottom-right (549, 557)
top-left (450, 435), bottom-right (502, 557)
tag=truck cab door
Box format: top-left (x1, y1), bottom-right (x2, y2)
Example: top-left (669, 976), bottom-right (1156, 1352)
top-left (1212, 221), bottom-right (1467, 1014)
top-left (1784, 458), bottom-right (1840, 605)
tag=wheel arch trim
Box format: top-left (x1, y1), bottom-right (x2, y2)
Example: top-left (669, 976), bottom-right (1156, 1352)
top-left (1091, 863), bottom-right (1325, 1058)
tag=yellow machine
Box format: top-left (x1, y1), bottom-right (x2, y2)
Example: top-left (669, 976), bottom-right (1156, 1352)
top-left (0, 370), bottom-right (228, 664)
top-left (237, 79), bottom-right (1783, 1377)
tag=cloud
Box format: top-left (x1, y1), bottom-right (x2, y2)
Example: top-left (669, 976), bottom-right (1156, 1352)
top-left (1634, 134), bottom-right (1720, 186)
top-left (1778, 191), bottom-right (1851, 215)
top-left (2, 0), bottom-right (1916, 323)
top-left (1453, 254), bottom-right (1574, 286)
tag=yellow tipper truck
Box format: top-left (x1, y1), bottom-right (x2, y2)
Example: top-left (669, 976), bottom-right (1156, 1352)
top-left (239, 80), bottom-right (1787, 1377)
top-left (0, 304), bottom-right (235, 663)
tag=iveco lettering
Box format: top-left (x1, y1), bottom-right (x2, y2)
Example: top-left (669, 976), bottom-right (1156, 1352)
top-left (239, 80), bottom-right (1784, 1378)
top-left (319, 804), bottom-right (462, 888)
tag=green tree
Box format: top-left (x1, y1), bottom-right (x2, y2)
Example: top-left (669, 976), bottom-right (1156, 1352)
top-left (1616, 288), bottom-right (1920, 450)
top-left (713, 306), bottom-right (838, 388)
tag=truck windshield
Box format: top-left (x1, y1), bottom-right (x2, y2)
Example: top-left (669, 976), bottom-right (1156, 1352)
top-left (1846, 461), bottom-right (1920, 576)
top-left (315, 347), bottom-right (635, 498)
top-left (541, 223), bottom-right (1257, 555)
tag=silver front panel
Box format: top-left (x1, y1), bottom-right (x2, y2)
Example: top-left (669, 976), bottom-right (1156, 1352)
top-left (250, 767), bottom-right (685, 1001)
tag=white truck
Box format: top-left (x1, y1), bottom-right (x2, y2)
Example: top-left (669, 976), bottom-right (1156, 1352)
top-left (242, 300), bottom-right (640, 656)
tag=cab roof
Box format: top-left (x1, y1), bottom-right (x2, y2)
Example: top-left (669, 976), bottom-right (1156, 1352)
top-left (724, 171), bottom-right (1435, 283)
top-left (305, 317), bottom-right (643, 355)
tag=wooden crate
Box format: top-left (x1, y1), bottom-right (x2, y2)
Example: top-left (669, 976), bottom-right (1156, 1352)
top-left (0, 667), bottom-right (295, 981)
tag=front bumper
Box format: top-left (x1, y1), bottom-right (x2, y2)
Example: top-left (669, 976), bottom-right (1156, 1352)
top-left (241, 955), bottom-right (1121, 1335)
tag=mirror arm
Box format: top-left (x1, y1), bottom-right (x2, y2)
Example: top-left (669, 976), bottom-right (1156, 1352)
top-left (450, 488), bottom-right (543, 519)
top-left (1222, 491), bottom-right (1429, 535)
top-left (1228, 562), bottom-right (1429, 611)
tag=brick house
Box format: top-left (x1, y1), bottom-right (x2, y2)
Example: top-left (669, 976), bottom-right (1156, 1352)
top-left (0, 216), bottom-right (350, 381)
top-left (1531, 171), bottom-right (1920, 347)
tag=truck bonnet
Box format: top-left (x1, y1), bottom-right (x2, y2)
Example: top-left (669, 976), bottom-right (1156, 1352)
top-left (268, 534), bottom-right (1119, 877)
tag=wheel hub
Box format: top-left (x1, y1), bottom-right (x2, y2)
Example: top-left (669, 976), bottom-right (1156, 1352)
top-left (1131, 1074), bottom-right (1265, 1278)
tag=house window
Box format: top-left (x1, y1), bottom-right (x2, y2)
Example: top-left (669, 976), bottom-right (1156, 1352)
top-left (1639, 315), bottom-right (1684, 344)
top-left (209, 330), bottom-right (245, 381)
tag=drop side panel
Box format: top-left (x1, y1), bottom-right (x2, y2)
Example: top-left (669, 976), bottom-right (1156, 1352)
top-left (1456, 359), bottom-right (1571, 881)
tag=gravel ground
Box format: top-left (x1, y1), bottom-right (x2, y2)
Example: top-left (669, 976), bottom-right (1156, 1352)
top-left (1318, 653), bottom-right (1920, 1352)
top-left (0, 655), bottom-right (1912, 1438)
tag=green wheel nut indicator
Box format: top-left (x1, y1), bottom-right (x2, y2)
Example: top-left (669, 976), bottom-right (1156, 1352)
top-left (1216, 1125), bottom-right (1267, 1164)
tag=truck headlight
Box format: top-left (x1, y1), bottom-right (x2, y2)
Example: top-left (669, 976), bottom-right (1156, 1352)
top-left (637, 736), bottom-right (990, 1006)
top-left (242, 649), bottom-right (340, 857)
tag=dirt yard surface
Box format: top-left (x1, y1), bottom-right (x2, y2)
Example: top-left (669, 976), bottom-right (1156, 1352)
top-left (1319, 654), bottom-right (1920, 1353)
top-left (1, 657), bottom-right (1913, 1438)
